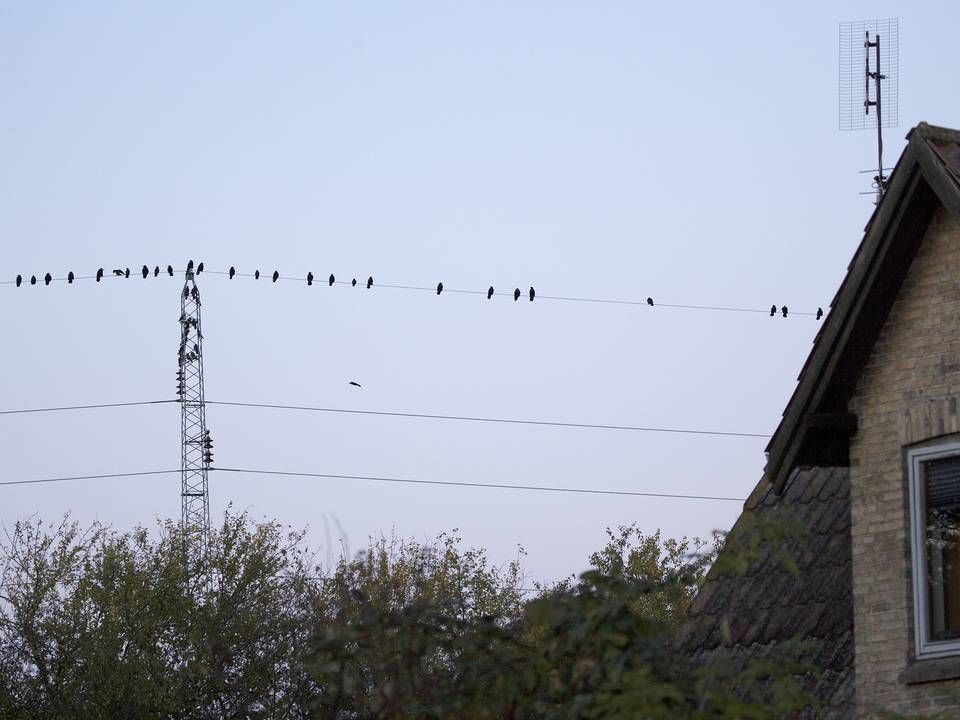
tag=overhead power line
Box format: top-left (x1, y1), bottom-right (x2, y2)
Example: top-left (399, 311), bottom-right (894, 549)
top-left (4, 264), bottom-right (824, 319)
top-left (0, 466), bottom-right (745, 502)
top-left (0, 397), bottom-right (769, 438)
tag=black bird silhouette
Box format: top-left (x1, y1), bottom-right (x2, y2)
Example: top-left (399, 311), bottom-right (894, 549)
top-left (30, 275), bottom-right (36, 285)
top-left (348, 381), bottom-right (362, 388)
top-left (367, 276), bottom-right (373, 289)
top-left (68, 271), bottom-right (74, 284)
top-left (781, 305), bottom-right (788, 318)
top-left (15, 275), bottom-right (21, 287)
top-left (255, 270), bottom-right (260, 280)
top-left (141, 265), bottom-right (149, 279)
top-left (487, 286), bottom-right (494, 299)
top-left (229, 266), bottom-right (236, 279)
top-left (436, 282), bottom-right (443, 295)
top-left (197, 262), bottom-right (204, 274)
top-left (351, 278), bottom-right (357, 287)
top-left (186, 260), bottom-right (194, 273)
top-left (113, 269), bottom-right (124, 276)
top-left (154, 265), bottom-right (160, 277)
top-left (167, 265), bottom-right (173, 276)
top-left (96, 268), bottom-right (104, 282)
top-left (307, 272), bottom-right (314, 286)
top-left (529, 286), bottom-right (535, 302)
top-left (193, 343), bottom-right (199, 355)
top-left (124, 268), bottom-right (130, 278)
top-left (272, 270), bottom-right (279, 282)
top-left (44, 273), bottom-right (52, 286)
top-left (647, 297), bottom-right (654, 307)
top-left (770, 304), bottom-right (777, 317)
top-left (816, 307), bottom-right (824, 320)
top-left (513, 288), bottom-right (520, 301)
top-left (328, 274), bottom-right (335, 286)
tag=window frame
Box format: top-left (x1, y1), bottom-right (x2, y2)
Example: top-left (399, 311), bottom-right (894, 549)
top-left (908, 440), bottom-right (960, 659)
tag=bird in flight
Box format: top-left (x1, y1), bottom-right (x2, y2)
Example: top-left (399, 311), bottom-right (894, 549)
top-left (816, 307), bottom-right (824, 320)
top-left (348, 381), bottom-right (362, 388)
top-left (96, 268), bottom-right (104, 282)
top-left (272, 270), bottom-right (280, 283)
top-left (329, 274), bottom-right (335, 286)
top-left (113, 269), bottom-right (124, 277)
top-left (307, 272), bottom-right (314, 286)
top-left (529, 286), bottom-right (535, 302)
top-left (229, 266), bottom-right (236, 279)
top-left (487, 286), bottom-right (494, 299)
top-left (367, 276), bottom-right (373, 289)
top-left (513, 288), bottom-right (520, 301)
top-left (436, 282), bottom-right (443, 295)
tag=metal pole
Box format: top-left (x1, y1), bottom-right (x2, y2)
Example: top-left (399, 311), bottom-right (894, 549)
top-left (875, 35), bottom-right (884, 195)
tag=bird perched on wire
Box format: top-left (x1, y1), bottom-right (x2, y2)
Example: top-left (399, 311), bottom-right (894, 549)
top-left (513, 288), bottom-right (520, 301)
top-left (328, 274), bottom-right (335, 286)
top-left (30, 275), bottom-right (37, 285)
top-left (529, 286), bottom-right (535, 302)
top-left (124, 268), bottom-right (130, 278)
top-left (348, 381), bottom-right (362, 388)
top-left (96, 268), bottom-right (104, 282)
top-left (487, 286), bottom-right (494, 299)
top-left (367, 276), bottom-right (373, 289)
top-left (186, 260), bottom-right (194, 273)
top-left (647, 297), bottom-right (654, 307)
top-left (68, 271), bottom-right (74, 284)
top-left (436, 282), bottom-right (443, 295)
top-left (272, 270), bottom-right (279, 283)
top-left (167, 265), bottom-right (173, 276)
top-left (141, 265), bottom-right (149, 279)
top-left (307, 272), bottom-right (314, 286)
top-left (113, 269), bottom-right (124, 277)
top-left (44, 273), bottom-right (52, 286)
top-left (255, 270), bottom-right (260, 280)
top-left (351, 278), bottom-right (357, 287)
top-left (781, 305), bottom-right (788, 318)
top-left (15, 275), bottom-right (21, 287)
top-left (154, 265), bottom-right (160, 277)
top-left (197, 262), bottom-right (204, 274)
top-left (229, 266), bottom-right (236, 279)
top-left (769, 304), bottom-right (777, 317)
top-left (816, 307), bottom-right (823, 320)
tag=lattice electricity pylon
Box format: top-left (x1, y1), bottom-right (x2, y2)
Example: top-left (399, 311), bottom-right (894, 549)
top-left (177, 266), bottom-right (213, 570)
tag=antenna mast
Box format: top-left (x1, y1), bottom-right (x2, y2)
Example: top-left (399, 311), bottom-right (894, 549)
top-left (177, 264), bottom-right (212, 571)
top-left (839, 18), bottom-right (899, 204)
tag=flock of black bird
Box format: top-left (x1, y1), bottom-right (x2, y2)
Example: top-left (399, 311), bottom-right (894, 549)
top-left (10, 263), bottom-right (825, 318)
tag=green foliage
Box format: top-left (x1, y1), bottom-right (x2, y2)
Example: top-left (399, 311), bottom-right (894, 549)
top-left (0, 515), bottom-right (819, 719)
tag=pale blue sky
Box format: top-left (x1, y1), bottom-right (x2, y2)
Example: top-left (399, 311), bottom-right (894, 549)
top-left (2, 1), bottom-right (958, 582)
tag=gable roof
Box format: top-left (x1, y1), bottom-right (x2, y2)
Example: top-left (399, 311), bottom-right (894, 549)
top-left (765, 123), bottom-right (960, 492)
top-left (677, 467), bottom-right (854, 717)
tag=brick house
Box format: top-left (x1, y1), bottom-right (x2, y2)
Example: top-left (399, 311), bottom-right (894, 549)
top-left (679, 123), bottom-right (960, 718)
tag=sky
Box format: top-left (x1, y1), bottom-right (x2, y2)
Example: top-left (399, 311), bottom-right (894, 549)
top-left (2, 1), bottom-right (959, 584)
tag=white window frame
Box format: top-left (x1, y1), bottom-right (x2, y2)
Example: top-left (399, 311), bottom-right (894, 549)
top-left (908, 441), bottom-right (960, 659)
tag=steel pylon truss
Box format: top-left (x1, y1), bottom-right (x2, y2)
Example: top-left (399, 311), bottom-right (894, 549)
top-left (177, 269), bottom-right (212, 568)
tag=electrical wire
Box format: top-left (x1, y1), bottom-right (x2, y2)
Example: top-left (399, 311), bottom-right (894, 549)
top-left (0, 397), bottom-right (769, 438)
top-left (3, 265), bottom-right (823, 318)
top-left (211, 467), bottom-right (746, 502)
top-left (0, 466), bottom-right (745, 502)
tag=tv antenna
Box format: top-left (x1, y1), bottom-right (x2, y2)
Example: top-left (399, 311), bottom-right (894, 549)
top-left (839, 18), bottom-right (899, 204)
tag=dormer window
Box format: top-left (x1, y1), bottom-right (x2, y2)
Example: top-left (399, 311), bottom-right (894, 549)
top-left (909, 442), bottom-right (960, 657)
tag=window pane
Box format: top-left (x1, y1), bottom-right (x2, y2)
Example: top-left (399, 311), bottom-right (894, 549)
top-left (925, 456), bottom-right (960, 641)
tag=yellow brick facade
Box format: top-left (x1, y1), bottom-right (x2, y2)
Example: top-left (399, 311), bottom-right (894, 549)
top-left (849, 204), bottom-right (960, 716)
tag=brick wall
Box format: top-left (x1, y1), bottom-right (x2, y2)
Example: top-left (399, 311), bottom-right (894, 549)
top-left (849, 204), bottom-right (960, 717)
